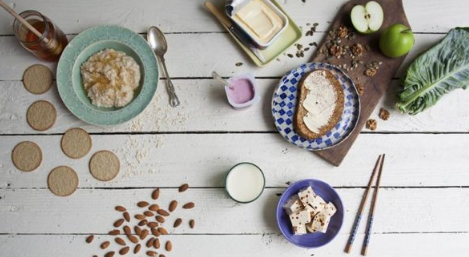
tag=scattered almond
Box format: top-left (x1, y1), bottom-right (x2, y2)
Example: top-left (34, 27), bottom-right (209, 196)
top-left (158, 227), bottom-right (168, 235)
top-left (147, 222), bottom-right (158, 228)
top-left (157, 209), bottom-right (170, 217)
top-left (146, 238), bottom-right (155, 248)
top-left (178, 183), bottom-right (189, 192)
top-left (166, 241), bottom-right (172, 252)
top-left (155, 216), bottom-right (165, 223)
top-left (119, 246), bottom-right (130, 255)
top-left (114, 218), bottom-right (125, 227)
top-left (149, 204), bottom-right (159, 211)
top-left (134, 244), bottom-right (141, 254)
top-left (104, 251), bottom-right (115, 257)
top-left (109, 230), bottom-right (120, 236)
top-left (101, 241), bottom-right (110, 249)
top-left (115, 237), bottom-right (126, 246)
top-left (137, 201), bottom-right (149, 207)
top-left (174, 218), bottom-right (182, 228)
top-left (151, 188), bottom-right (160, 200)
top-left (138, 220), bottom-right (148, 226)
top-left (151, 227), bottom-right (160, 237)
top-left (144, 211), bottom-right (154, 217)
top-left (127, 234), bottom-right (138, 244)
top-left (169, 200), bottom-right (178, 212)
top-left (123, 212), bottom-right (130, 222)
top-left (189, 219), bottom-right (195, 229)
top-left (154, 238), bottom-right (160, 249)
top-left (115, 206), bottom-right (126, 212)
top-left (146, 250), bottom-right (157, 257)
top-left (86, 235), bottom-right (94, 243)
top-left (183, 202), bottom-right (195, 209)
top-left (140, 229), bottom-right (149, 240)
top-left (135, 214), bottom-right (146, 220)
top-left (123, 225), bottom-right (131, 235)
top-left (134, 226), bottom-right (142, 236)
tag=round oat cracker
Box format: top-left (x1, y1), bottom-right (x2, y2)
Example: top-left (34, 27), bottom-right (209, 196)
top-left (47, 166), bottom-right (79, 197)
top-left (26, 100), bottom-right (57, 131)
top-left (23, 64), bottom-right (53, 94)
top-left (11, 141), bottom-right (42, 172)
top-left (61, 128), bottom-right (92, 159)
top-left (89, 150), bottom-right (120, 181)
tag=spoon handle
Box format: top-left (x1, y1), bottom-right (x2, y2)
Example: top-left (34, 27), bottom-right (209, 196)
top-left (159, 57), bottom-right (180, 107)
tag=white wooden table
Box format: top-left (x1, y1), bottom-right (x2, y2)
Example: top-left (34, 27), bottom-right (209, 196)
top-left (1, 0), bottom-right (469, 256)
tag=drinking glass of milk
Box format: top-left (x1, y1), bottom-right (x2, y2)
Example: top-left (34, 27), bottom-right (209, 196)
top-left (225, 162), bottom-right (265, 203)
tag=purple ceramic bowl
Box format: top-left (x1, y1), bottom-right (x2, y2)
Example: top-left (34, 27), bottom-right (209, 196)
top-left (276, 179), bottom-right (344, 248)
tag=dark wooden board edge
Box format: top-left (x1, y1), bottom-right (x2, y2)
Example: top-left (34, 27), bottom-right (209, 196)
top-left (311, 0), bottom-right (411, 166)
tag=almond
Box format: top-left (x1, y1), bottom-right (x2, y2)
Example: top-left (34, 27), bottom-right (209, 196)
top-left (146, 238), bottom-right (155, 248)
top-left (137, 201), bottom-right (149, 207)
top-left (157, 209), bottom-right (170, 217)
top-left (115, 206), bottom-right (126, 212)
top-left (134, 226), bottom-right (142, 236)
top-left (123, 225), bottom-right (131, 235)
top-left (151, 188), bottom-right (160, 200)
top-left (173, 218), bottom-right (182, 228)
top-left (179, 183), bottom-right (189, 192)
top-left (183, 202), bottom-right (195, 209)
top-left (144, 211), bottom-right (154, 217)
top-left (146, 251), bottom-right (157, 257)
top-left (151, 227), bottom-right (160, 237)
top-left (119, 246), bottom-right (130, 255)
top-left (147, 222), bottom-right (158, 228)
top-left (123, 212), bottom-right (130, 222)
top-left (168, 200), bottom-right (178, 212)
top-left (154, 238), bottom-right (160, 249)
top-left (114, 218), bottom-right (125, 228)
top-left (109, 230), bottom-right (120, 236)
top-left (85, 235), bottom-right (94, 243)
top-left (127, 234), bottom-right (138, 244)
top-left (158, 227), bottom-right (168, 235)
top-left (165, 241), bottom-right (172, 252)
top-left (189, 219), bottom-right (195, 229)
top-left (155, 216), bottom-right (165, 223)
top-left (104, 251), bottom-right (115, 257)
top-left (115, 237), bottom-right (126, 246)
top-left (148, 204), bottom-right (159, 211)
top-left (138, 220), bottom-right (148, 226)
top-left (135, 214), bottom-right (146, 220)
top-left (101, 241), bottom-right (110, 249)
top-left (140, 229), bottom-right (149, 240)
top-left (134, 244), bottom-right (141, 254)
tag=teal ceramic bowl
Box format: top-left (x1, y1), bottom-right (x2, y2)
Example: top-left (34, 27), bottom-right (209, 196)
top-left (57, 25), bottom-right (158, 126)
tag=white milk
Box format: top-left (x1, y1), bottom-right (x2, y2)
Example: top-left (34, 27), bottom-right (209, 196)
top-left (226, 163), bottom-right (265, 203)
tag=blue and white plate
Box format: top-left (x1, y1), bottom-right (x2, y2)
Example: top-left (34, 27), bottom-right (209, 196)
top-left (271, 62), bottom-right (360, 151)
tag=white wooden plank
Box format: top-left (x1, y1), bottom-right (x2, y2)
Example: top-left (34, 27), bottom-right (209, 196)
top-left (0, 188), bottom-right (468, 234)
top-left (0, 33), bottom-right (445, 80)
top-left (1, 134), bottom-right (469, 188)
top-left (1, 233), bottom-right (468, 257)
top-left (0, 0), bottom-right (465, 34)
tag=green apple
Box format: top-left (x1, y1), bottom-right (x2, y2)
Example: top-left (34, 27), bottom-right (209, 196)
top-left (350, 1), bottom-right (384, 34)
top-left (379, 24), bottom-right (415, 58)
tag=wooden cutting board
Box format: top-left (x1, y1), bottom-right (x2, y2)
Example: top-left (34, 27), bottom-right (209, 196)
top-left (312, 0), bottom-right (410, 166)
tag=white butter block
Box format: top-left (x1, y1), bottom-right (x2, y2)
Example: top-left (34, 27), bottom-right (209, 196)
top-left (306, 212), bottom-right (331, 233)
top-left (283, 195), bottom-right (303, 215)
top-left (298, 186), bottom-right (315, 206)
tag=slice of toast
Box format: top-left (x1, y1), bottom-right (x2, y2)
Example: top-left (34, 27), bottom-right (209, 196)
top-left (294, 69), bottom-right (345, 140)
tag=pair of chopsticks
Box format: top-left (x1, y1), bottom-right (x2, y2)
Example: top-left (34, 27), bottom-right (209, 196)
top-left (345, 154), bottom-right (386, 256)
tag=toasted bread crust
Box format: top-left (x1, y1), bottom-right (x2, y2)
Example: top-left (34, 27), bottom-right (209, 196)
top-left (294, 70), bottom-right (344, 140)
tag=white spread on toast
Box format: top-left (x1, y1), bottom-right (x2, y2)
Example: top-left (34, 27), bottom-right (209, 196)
top-left (301, 70), bottom-right (338, 134)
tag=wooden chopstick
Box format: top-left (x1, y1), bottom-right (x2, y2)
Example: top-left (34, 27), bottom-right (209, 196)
top-left (361, 154), bottom-right (386, 256)
top-left (344, 154), bottom-right (383, 253)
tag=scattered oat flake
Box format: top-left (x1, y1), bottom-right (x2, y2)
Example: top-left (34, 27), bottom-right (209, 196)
top-left (366, 119), bottom-right (377, 131)
top-left (379, 108), bottom-right (390, 121)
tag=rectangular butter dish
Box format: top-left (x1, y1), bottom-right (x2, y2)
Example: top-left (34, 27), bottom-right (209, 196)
top-left (213, 0), bottom-right (302, 67)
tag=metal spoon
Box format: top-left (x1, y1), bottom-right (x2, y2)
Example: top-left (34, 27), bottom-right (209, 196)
top-left (212, 71), bottom-right (233, 88)
top-left (147, 26), bottom-right (180, 107)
